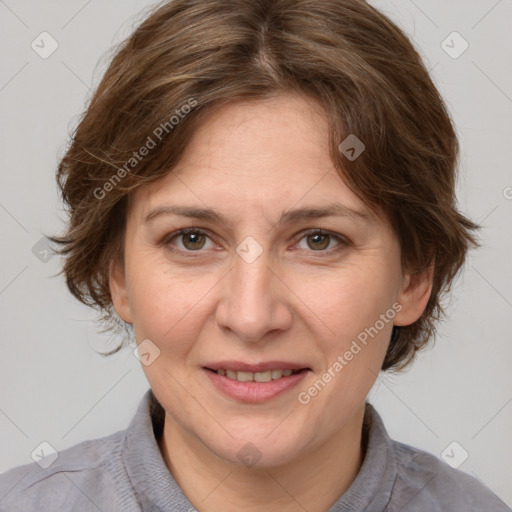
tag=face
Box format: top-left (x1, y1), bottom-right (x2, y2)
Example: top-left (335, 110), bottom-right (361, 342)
top-left (111, 93), bottom-right (431, 468)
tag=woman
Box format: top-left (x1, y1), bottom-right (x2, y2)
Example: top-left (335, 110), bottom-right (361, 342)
top-left (0, 0), bottom-right (508, 510)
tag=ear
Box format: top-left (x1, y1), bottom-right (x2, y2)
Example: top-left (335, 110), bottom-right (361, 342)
top-left (393, 263), bottom-right (434, 326)
top-left (109, 259), bottom-right (133, 324)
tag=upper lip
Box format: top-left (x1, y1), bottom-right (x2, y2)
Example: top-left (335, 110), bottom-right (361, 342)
top-left (203, 361), bottom-right (310, 372)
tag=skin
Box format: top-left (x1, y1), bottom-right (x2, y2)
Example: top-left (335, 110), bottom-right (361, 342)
top-left (110, 92), bottom-right (433, 512)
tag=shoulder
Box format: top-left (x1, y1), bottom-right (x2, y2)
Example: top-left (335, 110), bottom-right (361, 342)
top-left (389, 440), bottom-right (510, 511)
top-left (0, 429), bottom-right (136, 512)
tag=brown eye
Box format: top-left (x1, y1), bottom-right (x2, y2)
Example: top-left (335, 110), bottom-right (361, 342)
top-left (306, 233), bottom-right (331, 250)
top-left (296, 230), bottom-right (347, 254)
top-left (181, 232), bottom-right (206, 250)
top-left (165, 228), bottom-right (214, 252)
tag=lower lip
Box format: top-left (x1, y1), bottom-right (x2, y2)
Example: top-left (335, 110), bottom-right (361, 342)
top-left (203, 368), bottom-right (309, 403)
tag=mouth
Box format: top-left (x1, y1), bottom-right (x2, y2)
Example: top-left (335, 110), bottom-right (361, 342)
top-left (202, 361), bottom-right (311, 403)
top-left (204, 367), bottom-right (306, 382)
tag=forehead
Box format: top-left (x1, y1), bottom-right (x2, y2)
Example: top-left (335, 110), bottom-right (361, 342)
top-left (130, 93), bottom-right (375, 222)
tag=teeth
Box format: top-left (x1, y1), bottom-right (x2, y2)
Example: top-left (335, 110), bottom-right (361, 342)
top-left (271, 369), bottom-right (283, 379)
top-left (236, 371), bottom-right (253, 382)
top-left (254, 371), bottom-right (272, 382)
top-left (216, 369), bottom-right (300, 382)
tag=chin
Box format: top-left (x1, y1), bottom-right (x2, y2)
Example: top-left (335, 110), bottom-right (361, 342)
top-left (203, 423), bottom-right (309, 469)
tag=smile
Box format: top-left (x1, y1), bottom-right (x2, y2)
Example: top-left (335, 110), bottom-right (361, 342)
top-left (212, 368), bottom-right (301, 382)
top-left (203, 363), bottom-right (310, 403)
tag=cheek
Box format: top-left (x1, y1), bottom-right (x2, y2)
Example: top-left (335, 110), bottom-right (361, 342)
top-left (126, 259), bottom-right (216, 349)
top-left (302, 262), bottom-right (399, 342)
top-left (297, 269), bottom-right (395, 425)
top-left (296, 259), bottom-right (398, 398)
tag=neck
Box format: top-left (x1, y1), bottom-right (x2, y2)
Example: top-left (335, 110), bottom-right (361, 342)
top-left (158, 405), bottom-right (366, 512)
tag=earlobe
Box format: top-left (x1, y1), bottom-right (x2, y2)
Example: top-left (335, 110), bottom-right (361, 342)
top-left (393, 264), bottom-right (434, 327)
top-left (109, 260), bottom-right (133, 324)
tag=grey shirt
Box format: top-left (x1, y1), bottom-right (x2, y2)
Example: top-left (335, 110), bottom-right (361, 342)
top-left (0, 389), bottom-right (509, 511)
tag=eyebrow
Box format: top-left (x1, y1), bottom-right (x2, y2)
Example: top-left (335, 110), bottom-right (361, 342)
top-left (144, 203), bottom-right (372, 228)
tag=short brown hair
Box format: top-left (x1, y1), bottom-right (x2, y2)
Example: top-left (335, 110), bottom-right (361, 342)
top-left (49, 0), bottom-right (478, 370)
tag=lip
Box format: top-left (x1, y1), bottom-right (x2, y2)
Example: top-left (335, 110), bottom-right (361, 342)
top-left (202, 363), bottom-right (310, 403)
top-left (203, 360), bottom-right (309, 373)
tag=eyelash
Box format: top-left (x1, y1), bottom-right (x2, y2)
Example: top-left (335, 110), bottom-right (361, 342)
top-left (162, 227), bottom-right (350, 257)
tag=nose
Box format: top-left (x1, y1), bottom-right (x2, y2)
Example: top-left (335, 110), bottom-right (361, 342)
top-left (214, 248), bottom-right (293, 343)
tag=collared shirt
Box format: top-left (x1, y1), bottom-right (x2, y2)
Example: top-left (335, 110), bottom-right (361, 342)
top-left (0, 388), bottom-right (509, 511)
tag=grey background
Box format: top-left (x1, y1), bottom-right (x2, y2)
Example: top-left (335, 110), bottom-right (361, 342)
top-left (0, 0), bottom-right (511, 507)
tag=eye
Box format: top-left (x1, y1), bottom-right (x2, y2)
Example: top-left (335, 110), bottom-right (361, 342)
top-left (165, 228), bottom-right (215, 252)
top-left (163, 227), bottom-right (349, 256)
top-left (296, 229), bottom-right (347, 253)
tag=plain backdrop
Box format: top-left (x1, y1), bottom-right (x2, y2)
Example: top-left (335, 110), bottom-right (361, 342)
top-left (0, 0), bottom-right (511, 507)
